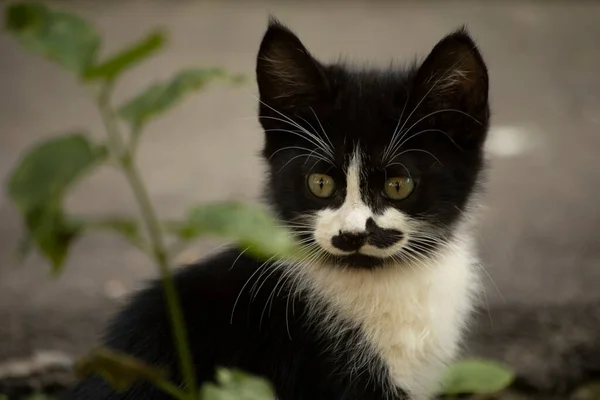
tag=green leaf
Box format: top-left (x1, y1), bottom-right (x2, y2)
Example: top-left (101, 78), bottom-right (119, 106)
top-left (118, 68), bottom-right (244, 129)
top-left (201, 368), bottom-right (275, 400)
top-left (162, 220), bottom-right (198, 241)
top-left (5, 2), bottom-right (100, 75)
top-left (84, 30), bottom-right (166, 81)
top-left (6, 133), bottom-right (106, 272)
top-left (74, 348), bottom-right (168, 392)
top-left (7, 134), bottom-right (106, 211)
top-left (183, 201), bottom-right (297, 259)
top-left (85, 217), bottom-right (140, 240)
top-left (439, 358), bottom-right (515, 396)
top-left (24, 205), bottom-right (82, 273)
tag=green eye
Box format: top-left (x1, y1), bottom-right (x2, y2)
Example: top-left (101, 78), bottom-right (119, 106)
top-left (307, 173), bottom-right (336, 198)
top-left (383, 176), bottom-right (415, 200)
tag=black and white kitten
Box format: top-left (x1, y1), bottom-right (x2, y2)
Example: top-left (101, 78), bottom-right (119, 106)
top-left (69, 19), bottom-right (489, 400)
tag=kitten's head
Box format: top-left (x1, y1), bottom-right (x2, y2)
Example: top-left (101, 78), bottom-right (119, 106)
top-left (256, 19), bottom-right (489, 269)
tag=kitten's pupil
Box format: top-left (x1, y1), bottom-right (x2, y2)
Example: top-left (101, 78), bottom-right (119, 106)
top-left (308, 173), bottom-right (335, 198)
top-left (389, 179), bottom-right (402, 193)
top-left (383, 177), bottom-right (414, 200)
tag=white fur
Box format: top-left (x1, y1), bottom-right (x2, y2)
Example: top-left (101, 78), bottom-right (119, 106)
top-left (298, 148), bottom-right (481, 399)
top-left (298, 231), bottom-right (479, 399)
top-left (313, 151), bottom-right (372, 256)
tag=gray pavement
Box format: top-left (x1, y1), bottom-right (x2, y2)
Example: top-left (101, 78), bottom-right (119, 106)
top-left (1, 0), bottom-right (600, 391)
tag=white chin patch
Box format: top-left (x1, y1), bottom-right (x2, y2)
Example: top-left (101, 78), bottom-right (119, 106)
top-left (312, 149), bottom-right (412, 259)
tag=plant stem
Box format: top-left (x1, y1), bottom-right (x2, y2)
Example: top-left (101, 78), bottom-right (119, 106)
top-left (155, 379), bottom-right (191, 400)
top-left (97, 82), bottom-right (198, 399)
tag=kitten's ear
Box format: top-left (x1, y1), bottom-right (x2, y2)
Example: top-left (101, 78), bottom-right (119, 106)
top-left (412, 28), bottom-right (489, 144)
top-left (256, 18), bottom-right (329, 110)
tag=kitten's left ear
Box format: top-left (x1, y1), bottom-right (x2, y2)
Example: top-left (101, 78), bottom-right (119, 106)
top-left (412, 28), bottom-right (489, 143)
top-left (256, 18), bottom-right (330, 111)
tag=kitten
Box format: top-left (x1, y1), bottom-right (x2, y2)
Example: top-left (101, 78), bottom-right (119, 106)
top-left (68, 19), bottom-right (489, 400)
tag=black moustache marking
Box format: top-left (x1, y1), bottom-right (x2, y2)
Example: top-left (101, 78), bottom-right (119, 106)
top-left (366, 217), bottom-right (404, 249)
top-left (331, 231), bottom-right (368, 252)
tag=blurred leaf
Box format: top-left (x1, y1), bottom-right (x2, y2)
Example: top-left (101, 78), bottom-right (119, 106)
top-left (5, 2), bottom-right (100, 75)
top-left (84, 30), bottom-right (166, 81)
top-left (162, 220), bottom-right (196, 240)
top-left (201, 368), bottom-right (275, 400)
top-left (7, 133), bottom-right (106, 211)
top-left (75, 348), bottom-right (168, 392)
top-left (182, 202), bottom-right (297, 259)
top-left (439, 358), bottom-right (515, 396)
top-left (118, 68), bottom-right (244, 129)
top-left (85, 217), bottom-right (140, 241)
top-left (7, 133), bottom-right (106, 272)
top-left (24, 204), bottom-right (82, 273)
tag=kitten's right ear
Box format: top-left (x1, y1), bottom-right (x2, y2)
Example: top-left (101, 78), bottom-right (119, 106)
top-left (410, 28), bottom-right (489, 148)
top-left (256, 18), bottom-right (329, 110)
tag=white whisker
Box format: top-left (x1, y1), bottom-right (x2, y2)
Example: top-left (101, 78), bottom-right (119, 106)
top-left (383, 87), bottom-right (410, 161)
top-left (389, 148), bottom-right (443, 166)
top-left (258, 118), bottom-right (335, 161)
top-left (278, 152), bottom-right (334, 172)
top-left (309, 106), bottom-right (336, 152)
top-left (230, 254), bottom-right (277, 324)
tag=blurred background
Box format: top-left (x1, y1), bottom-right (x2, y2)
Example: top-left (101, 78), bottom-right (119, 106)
top-left (1, 0), bottom-right (600, 398)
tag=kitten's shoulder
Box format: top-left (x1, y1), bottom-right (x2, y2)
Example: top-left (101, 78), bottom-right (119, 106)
top-left (103, 248), bottom-right (261, 357)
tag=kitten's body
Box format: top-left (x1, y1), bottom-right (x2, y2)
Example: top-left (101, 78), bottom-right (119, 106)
top-left (69, 20), bottom-right (489, 400)
top-left (69, 242), bottom-right (478, 400)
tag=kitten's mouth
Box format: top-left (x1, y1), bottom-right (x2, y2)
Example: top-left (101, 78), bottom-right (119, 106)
top-left (330, 253), bottom-right (387, 269)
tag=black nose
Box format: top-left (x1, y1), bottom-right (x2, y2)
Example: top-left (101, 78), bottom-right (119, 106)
top-left (331, 231), bottom-right (368, 252)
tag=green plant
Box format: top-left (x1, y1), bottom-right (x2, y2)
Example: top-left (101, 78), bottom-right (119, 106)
top-left (4, 2), bottom-right (292, 400)
top-left (438, 358), bottom-right (515, 399)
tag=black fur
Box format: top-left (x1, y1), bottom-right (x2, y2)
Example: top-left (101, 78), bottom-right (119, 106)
top-left (67, 19), bottom-right (489, 400)
top-left (67, 250), bottom-right (395, 400)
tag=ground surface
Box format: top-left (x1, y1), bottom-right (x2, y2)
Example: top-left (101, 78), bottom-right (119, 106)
top-left (1, 0), bottom-right (600, 396)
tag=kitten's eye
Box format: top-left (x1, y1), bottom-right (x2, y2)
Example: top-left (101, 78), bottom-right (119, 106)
top-left (383, 177), bottom-right (415, 201)
top-left (307, 173), bottom-right (336, 198)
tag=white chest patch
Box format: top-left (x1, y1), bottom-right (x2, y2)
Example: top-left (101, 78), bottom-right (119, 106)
top-left (299, 236), bottom-right (480, 399)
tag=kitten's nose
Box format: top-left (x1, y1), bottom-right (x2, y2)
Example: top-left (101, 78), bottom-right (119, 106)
top-left (331, 231), bottom-right (368, 252)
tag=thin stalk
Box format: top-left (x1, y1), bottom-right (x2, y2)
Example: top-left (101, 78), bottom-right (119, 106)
top-left (97, 82), bottom-right (198, 399)
top-left (155, 379), bottom-right (192, 400)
